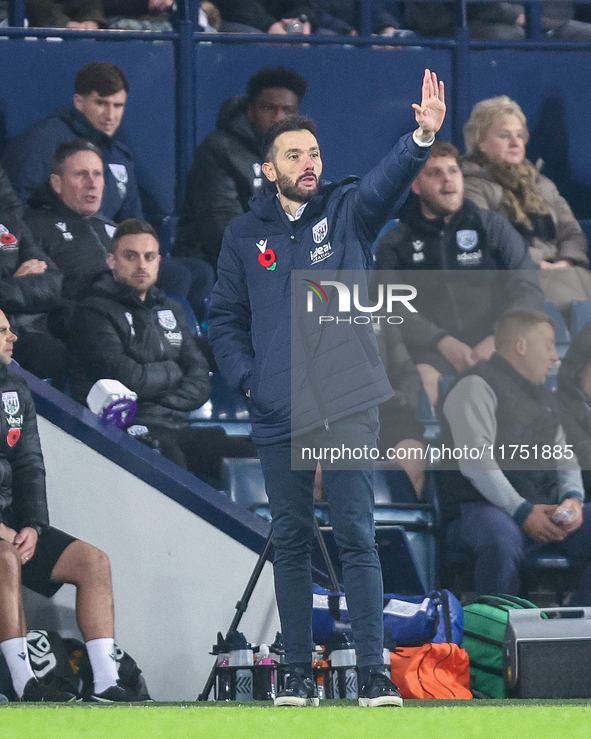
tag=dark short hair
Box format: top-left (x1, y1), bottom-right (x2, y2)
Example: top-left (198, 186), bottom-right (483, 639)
top-left (429, 140), bottom-right (461, 165)
top-left (111, 219), bottom-right (159, 253)
top-left (262, 115), bottom-right (318, 162)
top-left (75, 62), bottom-right (129, 97)
top-left (246, 66), bottom-right (307, 106)
top-left (52, 139), bottom-right (103, 176)
top-left (494, 309), bottom-right (555, 354)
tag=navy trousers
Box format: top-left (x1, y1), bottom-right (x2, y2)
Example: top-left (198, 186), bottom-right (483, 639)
top-left (447, 500), bottom-right (591, 604)
top-left (256, 408), bottom-right (384, 667)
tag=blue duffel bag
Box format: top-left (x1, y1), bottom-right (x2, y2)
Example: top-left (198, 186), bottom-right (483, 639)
top-left (312, 585), bottom-right (463, 646)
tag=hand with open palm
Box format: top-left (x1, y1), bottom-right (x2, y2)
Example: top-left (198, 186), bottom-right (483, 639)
top-left (413, 69), bottom-right (446, 142)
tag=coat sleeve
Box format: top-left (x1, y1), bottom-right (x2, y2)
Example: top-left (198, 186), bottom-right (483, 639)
top-left (152, 306), bottom-right (211, 412)
top-left (540, 175), bottom-right (589, 268)
top-left (71, 305), bottom-right (185, 401)
top-left (9, 386), bottom-right (49, 530)
top-left (484, 209), bottom-right (545, 311)
top-left (177, 141), bottom-right (247, 264)
top-left (0, 222), bottom-right (63, 315)
top-left (208, 228), bottom-right (255, 393)
top-left (349, 133), bottom-right (431, 249)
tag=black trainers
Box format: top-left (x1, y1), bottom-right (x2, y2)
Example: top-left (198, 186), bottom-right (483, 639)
top-left (274, 668), bottom-right (319, 707)
top-left (358, 669), bottom-right (403, 707)
top-left (91, 680), bottom-right (138, 703)
top-left (20, 677), bottom-right (77, 703)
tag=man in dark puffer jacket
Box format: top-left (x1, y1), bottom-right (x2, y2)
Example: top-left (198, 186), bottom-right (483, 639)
top-left (209, 70), bottom-right (446, 707)
top-left (175, 66), bottom-right (308, 269)
top-left (69, 219), bottom-right (254, 481)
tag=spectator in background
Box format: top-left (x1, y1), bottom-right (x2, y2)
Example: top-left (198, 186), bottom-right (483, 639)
top-left (375, 141), bottom-right (542, 405)
top-left (557, 321), bottom-right (591, 497)
top-left (316, 0), bottom-right (402, 35)
top-left (69, 219), bottom-right (254, 483)
top-left (440, 309), bottom-right (591, 603)
top-left (23, 140), bottom-right (116, 339)
top-left (176, 66), bottom-right (307, 269)
top-left (213, 0), bottom-right (316, 33)
top-left (0, 201), bottom-right (65, 388)
top-left (3, 62), bottom-right (142, 224)
top-left (462, 95), bottom-right (591, 311)
top-left (24, 0), bottom-right (106, 28)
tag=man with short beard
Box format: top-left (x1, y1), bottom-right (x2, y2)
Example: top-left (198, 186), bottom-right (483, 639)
top-left (209, 70), bottom-right (446, 708)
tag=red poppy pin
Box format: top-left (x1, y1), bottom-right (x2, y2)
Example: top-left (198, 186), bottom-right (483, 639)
top-left (256, 239), bottom-right (277, 271)
top-left (7, 428), bottom-right (20, 447)
top-left (0, 233), bottom-right (17, 247)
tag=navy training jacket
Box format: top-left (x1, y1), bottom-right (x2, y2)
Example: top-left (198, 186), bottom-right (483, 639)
top-left (208, 132), bottom-right (431, 445)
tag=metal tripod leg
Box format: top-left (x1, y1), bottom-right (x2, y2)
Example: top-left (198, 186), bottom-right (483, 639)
top-left (198, 513), bottom-right (341, 700)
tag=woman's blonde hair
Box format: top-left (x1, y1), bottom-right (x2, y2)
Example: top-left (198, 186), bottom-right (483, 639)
top-left (463, 96), bottom-right (529, 156)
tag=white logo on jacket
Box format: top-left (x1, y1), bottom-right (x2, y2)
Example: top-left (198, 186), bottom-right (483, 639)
top-left (456, 229), bottom-right (479, 251)
top-left (312, 217), bottom-right (328, 244)
top-left (1, 391), bottom-right (20, 415)
top-left (158, 310), bottom-right (177, 330)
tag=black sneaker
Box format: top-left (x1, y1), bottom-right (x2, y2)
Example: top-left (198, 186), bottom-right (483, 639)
top-left (358, 670), bottom-right (403, 707)
top-left (274, 668), bottom-right (319, 707)
top-left (20, 678), bottom-right (77, 703)
top-left (91, 680), bottom-right (138, 703)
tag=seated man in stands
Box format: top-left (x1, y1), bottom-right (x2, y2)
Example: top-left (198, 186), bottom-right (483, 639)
top-left (375, 140), bottom-right (543, 405)
top-left (176, 66), bottom-right (308, 269)
top-left (3, 62), bottom-right (142, 223)
top-left (440, 309), bottom-right (591, 603)
top-left (69, 218), bottom-right (254, 482)
top-left (0, 309), bottom-right (137, 702)
top-left (557, 321), bottom-right (591, 497)
top-left (0, 193), bottom-right (65, 387)
top-left (23, 139), bottom-right (113, 337)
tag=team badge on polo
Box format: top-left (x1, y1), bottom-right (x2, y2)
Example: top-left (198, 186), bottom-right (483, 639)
top-left (108, 164), bottom-right (128, 198)
top-left (158, 310), bottom-right (177, 330)
top-left (312, 217), bottom-right (328, 244)
top-left (456, 230), bottom-right (479, 251)
top-left (2, 391), bottom-right (19, 416)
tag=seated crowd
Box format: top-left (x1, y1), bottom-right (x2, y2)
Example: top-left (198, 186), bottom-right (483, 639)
top-left (3, 56), bottom-right (591, 702)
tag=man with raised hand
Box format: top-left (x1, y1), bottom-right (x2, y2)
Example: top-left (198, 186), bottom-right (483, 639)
top-left (209, 70), bottom-right (445, 708)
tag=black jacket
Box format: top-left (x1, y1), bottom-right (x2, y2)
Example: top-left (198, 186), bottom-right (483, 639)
top-left (0, 209), bottom-right (62, 336)
top-left (0, 163), bottom-right (23, 218)
top-left (175, 96), bottom-right (265, 267)
top-left (24, 184), bottom-right (114, 301)
top-left (0, 365), bottom-right (49, 530)
top-left (557, 322), bottom-right (591, 471)
top-left (375, 197), bottom-right (544, 352)
top-left (2, 106), bottom-right (143, 223)
top-left (69, 273), bottom-right (211, 429)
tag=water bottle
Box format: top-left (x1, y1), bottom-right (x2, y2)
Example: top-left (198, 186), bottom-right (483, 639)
top-left (254, 644), bottom-right (277, 700)
top-left (328, 634), bottom-right (358, 699)
top-left (227, 631), bottom-right (254, 701)
top-left (312, 645), bottom-right (331, 700)
top-left (211, 632), bottom-right (231, 701)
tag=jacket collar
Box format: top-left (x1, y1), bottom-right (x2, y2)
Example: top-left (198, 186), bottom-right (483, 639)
top-left (85, 271), bottom-right (166, 309)
top-left (50, 106), bottom-right (132, 156)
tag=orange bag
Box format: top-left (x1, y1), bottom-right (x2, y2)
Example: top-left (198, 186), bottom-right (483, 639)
top-left (390, 643), bottom-right (473, 699)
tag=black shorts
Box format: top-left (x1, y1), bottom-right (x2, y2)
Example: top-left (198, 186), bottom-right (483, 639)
top-left (6, 527), bottom-right (77, 598)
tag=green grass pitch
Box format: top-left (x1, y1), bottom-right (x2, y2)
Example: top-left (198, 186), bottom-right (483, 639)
top-left (2, 701), bottom-right (591, 739)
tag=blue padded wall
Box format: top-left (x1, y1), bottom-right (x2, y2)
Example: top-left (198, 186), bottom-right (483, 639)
top-left (194, 43), bottom-right (453, 182)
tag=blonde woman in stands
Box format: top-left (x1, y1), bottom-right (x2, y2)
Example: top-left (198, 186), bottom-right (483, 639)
top-left (462, 95), bottom-right (591, 312)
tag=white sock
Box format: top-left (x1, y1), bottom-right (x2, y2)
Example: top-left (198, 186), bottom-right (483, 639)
top-left (86, 638), bottom-right (119, 695)
top-left (1, 637), bottom-right (36, 698)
